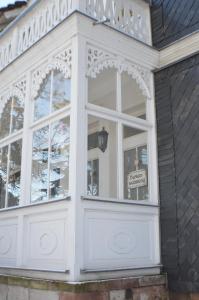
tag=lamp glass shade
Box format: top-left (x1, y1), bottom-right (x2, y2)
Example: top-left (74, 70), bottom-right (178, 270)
top-left (98, 127), bottom-right (108, 153)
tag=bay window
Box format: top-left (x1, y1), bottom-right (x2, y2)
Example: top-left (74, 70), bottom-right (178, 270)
top-left (0, 63), bottom-right (153, 208)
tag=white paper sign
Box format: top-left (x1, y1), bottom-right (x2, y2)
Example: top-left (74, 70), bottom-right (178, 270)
top-left (128, 169), bottom-right (147, 189)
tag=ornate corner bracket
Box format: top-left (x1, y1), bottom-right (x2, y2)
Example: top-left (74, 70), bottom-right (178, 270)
top-left (86, 45), bottom-right (151, 100)
top-left (31, 47), bottom-right (72, 99)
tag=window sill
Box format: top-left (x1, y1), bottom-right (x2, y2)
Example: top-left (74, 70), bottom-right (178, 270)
top-left (0, 196), bottom-right (71, 213)
top-left (81, 196), bottom-right (159, 207)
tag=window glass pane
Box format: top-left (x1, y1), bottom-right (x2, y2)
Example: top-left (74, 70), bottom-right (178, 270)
top-left (0, 146), bottom-right (8, 208)
top-left (87, 159), bottom-right (99, 196)
top-left (88, 68), bottom-right (117, 110)
top-left (87, 115), bottom-right (117, 198)
top-left (52, 71), bottom-right (71, 112)
top-left (50, 117), bottom-right (70, 200)
top-left (31, 126), bottom-right (49, 202)
top-left (122, 72), bottom-right (146, 119)
top-left (7, 140), bottom-right (22, 207)
top-left (123, 126), bottom-right (148, 200)
top-left (0, 99), bottom-right (12, 140)
top-left (34, 74), bottom-right (51, 121)
top-left (11, 97), bottom-right (24, 133)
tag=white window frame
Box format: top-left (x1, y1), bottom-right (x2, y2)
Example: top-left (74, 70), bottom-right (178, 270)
top-left (26, 70), bottom-right (72, 205)
top-left (85, 67), bottom-right (157, 205)
top-left (0, 96), bottom-right (24, 209)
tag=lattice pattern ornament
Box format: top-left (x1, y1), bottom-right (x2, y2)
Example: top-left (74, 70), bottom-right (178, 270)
top-left (14, 77), bottom-right (27, 97)
top-left (55, 48), bottom-right (72, 67)
top-left (85, 0), bottom-right (150, 43)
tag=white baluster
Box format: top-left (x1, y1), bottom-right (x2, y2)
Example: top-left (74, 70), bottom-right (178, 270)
top-left (95, 0), bottom-right (105, 20)
top-left (4, 45), bottom-right (9, 67)
top-left (46, 5), bottom-right (53, 31)
top-left (105, 0), bottom-right (114, 25)
top-left (34, 16), bottom-right (40, 41)
top-left (53, 0), bottom-right (60, 25)
top-left (40, 10), bottom-right (47, 36)
top-left (86, 0), bottom-right (95, 17)
top-left (71, 0), bottom-right (87, 12)
top-left (115, 0), bottom-right (122, 29)
top-left (12, 28), bottom-right (19, 59)
top-left (28, 21), bottom-right (34, 46)
top-left (60, 0), bottom-right (69, 19)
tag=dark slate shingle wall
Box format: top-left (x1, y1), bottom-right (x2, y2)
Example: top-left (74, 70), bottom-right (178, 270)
top-left (155, 54), bottom-right (199, 292)
top-left (151, 0), bottom-right (199, 48)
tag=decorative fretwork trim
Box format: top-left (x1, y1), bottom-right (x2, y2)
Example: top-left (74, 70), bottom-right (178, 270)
top-left (0, 86), bottom-right (25, 117)
top-left (14, 77), bottom-right (27, 97)
top-left (87, 46), bottom-right (151, 99)
top-left (32, 48), bottom-right (72, 99)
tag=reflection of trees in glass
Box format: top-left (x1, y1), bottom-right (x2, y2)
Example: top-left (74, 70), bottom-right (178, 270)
top-left (34, 75), bottom-right (51, 121)
top-left (0, 146), bottom-right (8, 208)
top-left (12, 97), bottom-right (24, 133)
top-left (34, 71), bottom-right (71, 121)
top-left (50, 118), bottom-right (70, 199)
top-left (31, 126), bottom-right (49, 202)
top-left (0, 96), bottom-right (24, 140)
top-left (7, 140), bottom-right (22, 207)
top-left (0, 95), bottom-right (24, 208)
top-left (31, 118), bottom-right (70, 203)
top-left (0, 99), bottom-right (12, 140)
top-left (52, 71), bottom-right (71, 112)
top-left (0, 140), bottom-right (22, 208)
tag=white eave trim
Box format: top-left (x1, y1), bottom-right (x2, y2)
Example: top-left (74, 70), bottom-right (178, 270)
top-left (159, 29), bottom-right (199, 70)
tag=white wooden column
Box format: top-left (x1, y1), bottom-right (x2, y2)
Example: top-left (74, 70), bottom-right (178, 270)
top-left (147, 71), bottom-right (161, 265)
top-left (68, 35), bottom-right (87, 281)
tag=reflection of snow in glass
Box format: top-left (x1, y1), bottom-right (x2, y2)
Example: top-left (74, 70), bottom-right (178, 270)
top-left (50, 169), bottom-right (65, 182)
top-left (31, 117), bottom-right (70, 202)
top-left (87, 159), bottom-right (99, 196)
top-left (88, 184), bottom-right (98, 196)
top-left (0, 169), bottom-right (6, 180)
top-left (32, 150), bottom-right (48, 162)
top-left (7, 183), bottom-right (20, 198)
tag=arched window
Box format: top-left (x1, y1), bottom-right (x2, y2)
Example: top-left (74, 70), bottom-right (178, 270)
top-left (0, 96), bottom-right (24, 208)
top-left (87, 67), bottom-right (150, 201)
top-left (31, 70), bottom-right (71, 203)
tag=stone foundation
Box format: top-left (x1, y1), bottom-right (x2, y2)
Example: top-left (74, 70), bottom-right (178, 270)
top-left (0, 274), bottom-right (169, 300)
top-left (170, 293), bottom-right (199, 300)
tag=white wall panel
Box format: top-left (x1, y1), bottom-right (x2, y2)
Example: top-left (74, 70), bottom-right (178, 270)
top-left (24, 210), bottom-right (68, 271)
top-left (83, 207), bottom-right (159, 270)
top-left (0, 218), bottom-right (18, 267)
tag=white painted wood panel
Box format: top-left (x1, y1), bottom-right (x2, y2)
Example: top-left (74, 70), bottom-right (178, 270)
top-left (83, 202), bottom-right (160, 271)
top-left (0, 218), bottom-right (18, 267)
top-left (24, 210), bottom-right (68, 271)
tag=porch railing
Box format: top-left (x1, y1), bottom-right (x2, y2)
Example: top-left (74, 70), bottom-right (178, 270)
top-left (0, 0), bottom-right (151, 72)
